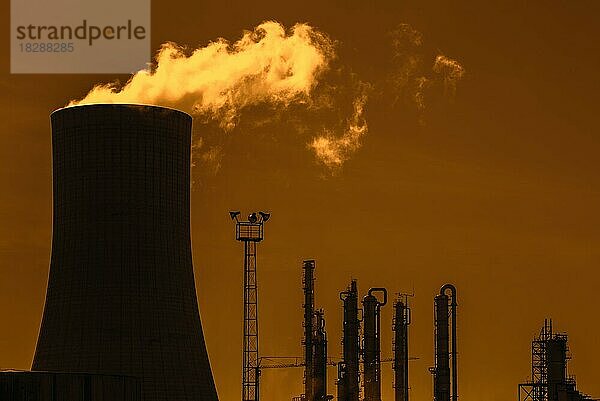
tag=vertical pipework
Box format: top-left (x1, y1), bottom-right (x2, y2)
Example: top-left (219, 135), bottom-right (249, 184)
top-left (363, 294), bottom-right (377, 401)
top-left (445, 285), bottom-right (458, 401)
top-left (394, 299), bottom-right (410, 401)
top-left (435, 284), bottom-right (457, 401)
top-left (337, 362), bottom-right (347, 401)
top-left (313, 309), bottom-right (328, 401)
top-left (434, 294), bottom-right (450, 401)
top-left (362, 288), bottom-right (387, 401)
top-left (339, 280), bottom-right (360, 401)
top-left (303, 260), bottom-right (316, 401)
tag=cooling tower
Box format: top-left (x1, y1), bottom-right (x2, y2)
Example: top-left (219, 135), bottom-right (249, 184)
top-left (33, 104), bottom-right (219, 401)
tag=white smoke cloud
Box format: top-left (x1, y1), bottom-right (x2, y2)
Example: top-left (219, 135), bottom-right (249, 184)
top-left (71, 21), bottom-right (334, 131)
top-left (387, 24), bottom-right (465, 124)
top-left (71, 21), bottom-right (375, 170)
top-left (433, 54), bottom-right (465, 98)
top-left (309, 84), bottom-right (370, 168)
top-left (70, 21), bottom-right (465, 172)
top-left (389, 23), bottom-right (423, 90)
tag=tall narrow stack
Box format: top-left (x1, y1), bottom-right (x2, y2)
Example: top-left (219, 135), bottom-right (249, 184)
top-left (303, 260), bottom-right (316, 401)
top-left (338, 280), bottom-right (360, 401)
top-left (393, 299), bottom-right (409, 401)
top-left (362, 288), bottom-right (387, 401)
top-left (433, 284), bottom-right (457, 401)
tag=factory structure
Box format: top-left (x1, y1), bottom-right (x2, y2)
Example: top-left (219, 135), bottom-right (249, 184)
top-left (432, 285), bottom-right (458, 401)
top-left (0, 104), bottom-right (596, 401)
top-left (518, 320), bottom-right (593, 401)
top-left (1, 104), bottom-right (218, 401)
top-left (289, 260), bottom-right (455, 401)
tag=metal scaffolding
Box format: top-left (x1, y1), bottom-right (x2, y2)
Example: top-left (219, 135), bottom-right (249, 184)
top-left (519, 319), bottom-right (553, 401)
top-left (516, 319), bottom-right (584, 401)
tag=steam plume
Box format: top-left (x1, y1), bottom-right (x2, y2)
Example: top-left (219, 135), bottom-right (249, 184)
top-left (433, 54), bottom-right (465, 97)
top-left (71, 21), bottom-right (333, 130)
top-left (69, 21), bottom-right (465, 172)
top-left (387, 24), bottom-right (465, 124)
top-left (309, 84), bottom-right (370, 168)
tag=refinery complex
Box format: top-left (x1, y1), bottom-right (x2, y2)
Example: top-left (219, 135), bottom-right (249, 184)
top-left (0, 104), bottom-right (595, 401)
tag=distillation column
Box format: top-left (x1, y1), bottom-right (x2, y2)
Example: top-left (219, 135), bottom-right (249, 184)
top-left (394, 298), bottom-right (410, 401)
top-left (313, 309), bottom-right (328, 401)
top-left (546, 334), bottom-right (567, 401)
top-left (303, 260), bottom-right (316, 401)
top-left (433, 284), bottom-right (457, 401)
top-left (362, 288), bottom-right (387, 401)
top-left (338, 280), bottom-right (360, 401)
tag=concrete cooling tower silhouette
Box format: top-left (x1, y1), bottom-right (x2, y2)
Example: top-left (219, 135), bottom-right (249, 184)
top-left (33, 104), bottom-right (219, 401)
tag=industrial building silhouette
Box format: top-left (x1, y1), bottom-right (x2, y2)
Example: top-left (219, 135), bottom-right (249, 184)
top-left (27, 104), bottom-right (218, 401)
top-left (519, 320), bottom-right (592, 401)
top-left (0, 104), bottom-right (596, 401)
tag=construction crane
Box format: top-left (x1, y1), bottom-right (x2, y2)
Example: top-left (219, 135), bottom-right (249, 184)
top-left (259, 356), bottom-right (417, 369)
top-left (382, 357), bottom-right (419, 363)
top-left (259, 356), bottom-right (338, 370)
top-left (255, 356), bottom-right (419, 401)
top-left (259, 356), bottom-right (336, 401)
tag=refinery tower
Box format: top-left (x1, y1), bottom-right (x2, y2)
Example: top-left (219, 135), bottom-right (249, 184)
top-left (32, 104), bottom-right (219, 401)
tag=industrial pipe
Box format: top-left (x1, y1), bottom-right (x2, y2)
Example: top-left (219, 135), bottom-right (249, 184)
top-left (440, 284), bottom-right (457, 401)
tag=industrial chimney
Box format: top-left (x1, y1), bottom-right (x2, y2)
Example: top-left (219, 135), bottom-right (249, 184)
top-left (33, 104), bottom-right (219, 401)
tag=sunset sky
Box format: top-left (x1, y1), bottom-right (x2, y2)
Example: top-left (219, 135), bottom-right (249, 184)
top-left (1, 1), bottom-right (599, 401)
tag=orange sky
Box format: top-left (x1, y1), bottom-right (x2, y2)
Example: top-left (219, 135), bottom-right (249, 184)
top-left (1, 1), bottom-right (599, 401)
